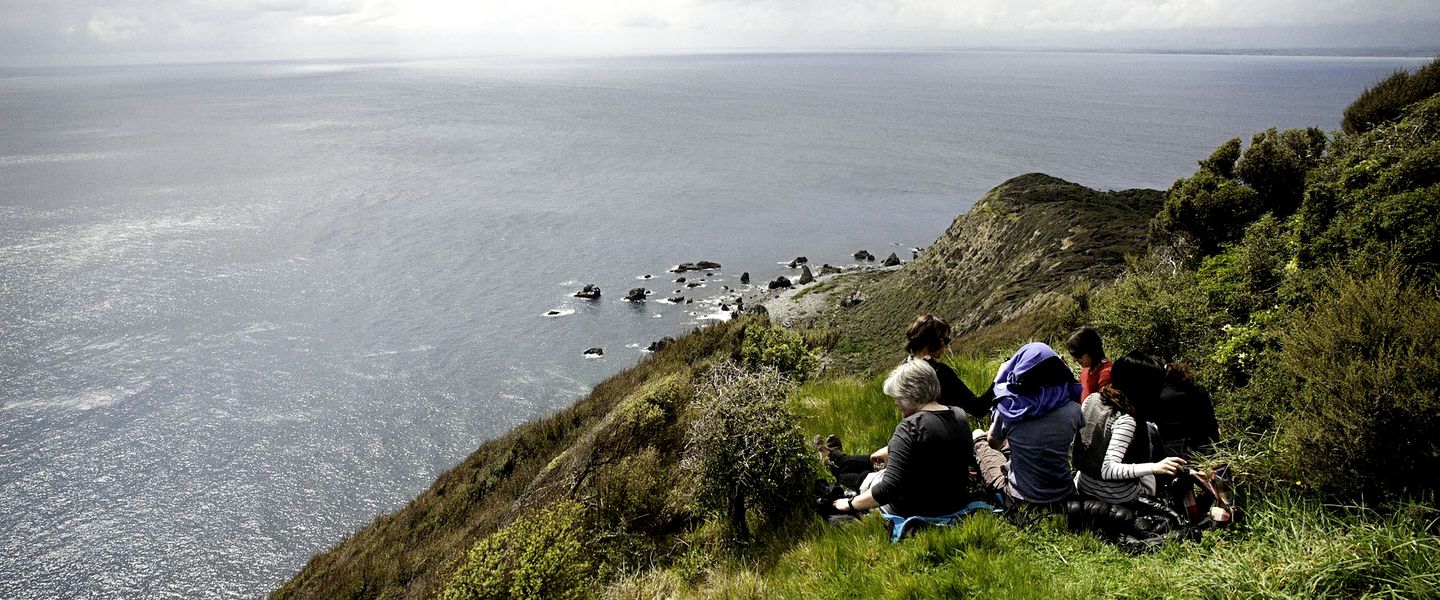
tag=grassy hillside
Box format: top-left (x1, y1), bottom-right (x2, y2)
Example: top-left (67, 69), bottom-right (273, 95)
top-left (814, 173), bottom-right (1161, 374)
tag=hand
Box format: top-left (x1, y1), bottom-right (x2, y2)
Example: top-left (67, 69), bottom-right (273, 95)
top-left (832, 498), bottom-right (853, 512)
top-left (870, 446), bottom-right (889, 466)
top-left (1152, 456), bottom-right (1187, 476)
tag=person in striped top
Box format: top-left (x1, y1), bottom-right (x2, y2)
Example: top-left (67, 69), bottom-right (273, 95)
top-left (1072, 351), bottom-right (1186, 504)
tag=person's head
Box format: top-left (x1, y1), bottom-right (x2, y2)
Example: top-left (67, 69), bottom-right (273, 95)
top-left (905, 314), bottom-right (952, 357)
top-left (883, 359), bottom-right (940, 416)
top-left (1065, 326), bottom-right (1106, 368)
top-left (1104, 350), bottom-right (1166, 417)
top-left (1165, 361), bottom-right (1196, 386)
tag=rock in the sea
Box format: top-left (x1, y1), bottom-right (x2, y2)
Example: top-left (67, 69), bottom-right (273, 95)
top-left (686, 298), bottom-right (694, 304)
top-left (670, 260), bottom-right (722, 273)
top-left (819, 264), bottom-right (842, 276)
top-left (625, 288), bottom-right (648, 302)
top-left (675, 277), bottom-right (686, 283)
top-left (546, 310), bottom-right (562, 316)
top-left (686, 282), bottom-right (702, 288)
top-left (740, 272), bottom-right (750, 284)
top-left (787, 256), bottom-right (808, 268)
top-left (584, 347), bottom-right (604, 356)
top-left (705, 272), bottom-right (714, 277)
top-left (720, 303), bottom-right (730, 312)
top-left (667, 295), bottom-right (685, 303)
top-left (840, 291), bottom-right (867, 308)
top-left (642, 274), bottom-right (652, 279)
top-left (768, 276), bottom-right (793, 290)
top-left (882, 252), bottom-right (901, 266)
top-left (646, 337), bottom-right (675, 352)
top-left (854, 249), bottom-right (875, 261)
top-left (574, 284), bottom-right (601, 299)
top-left (798, 265), bottom-right (814, 284)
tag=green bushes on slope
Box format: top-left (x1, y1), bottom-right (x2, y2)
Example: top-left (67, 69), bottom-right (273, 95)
top-left (1274, 267), bottom-right (1440, 500)
top-left (682, 363), bottom-right (815, 542)
top-left (1342, 57), bottom-right (1440, 134)
top-left (441, 501), bottom-right (593, 600)
top-left (1155, 127), bottom-right (1326, 258)
top-left (1090, 62), bottom-right (1440, 501)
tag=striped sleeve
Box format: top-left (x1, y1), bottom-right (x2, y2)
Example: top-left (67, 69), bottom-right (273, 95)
top-left (1098, 414), bottom-right (1152, 480)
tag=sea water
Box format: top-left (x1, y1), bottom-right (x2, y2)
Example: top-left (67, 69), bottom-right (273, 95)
top-left (0, 51), bottom-right (1427, 598)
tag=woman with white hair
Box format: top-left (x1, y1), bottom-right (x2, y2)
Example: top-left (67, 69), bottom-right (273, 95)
top-left (831, 360), bottom-right (976, 518)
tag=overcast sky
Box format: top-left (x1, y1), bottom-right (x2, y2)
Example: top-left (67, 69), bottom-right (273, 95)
top-left (2, 0), bottom-right (1438, 65)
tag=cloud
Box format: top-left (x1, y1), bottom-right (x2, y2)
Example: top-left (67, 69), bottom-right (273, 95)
top-left (0, 0), bottom-right (1435, 65)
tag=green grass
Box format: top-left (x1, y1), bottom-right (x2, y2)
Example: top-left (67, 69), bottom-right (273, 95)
top-left (672, 355), bottom-right (1440, 600)
top-left (790, 354), bottom-right (1001, 452)
top-left (609, 493), bottom-right (1440, 599)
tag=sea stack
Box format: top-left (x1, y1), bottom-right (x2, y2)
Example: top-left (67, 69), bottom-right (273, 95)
top-left (574, 284), bottom-right (601, 299)
top-left (798, 265), bottom-right (814, 284)
top-left (882, 252), bottom-right (901, 266)
top-left (625, 288), bottom-right (648, 302)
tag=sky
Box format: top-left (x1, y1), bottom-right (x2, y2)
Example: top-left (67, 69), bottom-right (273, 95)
top-left (1, 0), bottom-right (1438, 66)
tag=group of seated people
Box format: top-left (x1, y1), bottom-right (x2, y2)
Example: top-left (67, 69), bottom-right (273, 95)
top-left (826, 316), bottom-right (1220, 524)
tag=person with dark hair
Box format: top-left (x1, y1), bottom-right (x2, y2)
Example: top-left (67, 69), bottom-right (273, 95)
top-left (1151, 362), bottom-right (1221, 458)
top-left (905, 314), bottom-right (987, 418)
top-left (1073, 351), bottom-right (1186, 505)
top-left (972, 343), bottom-right (1085, 507)
top-left (1066, 326), bottom-right (1112, 401)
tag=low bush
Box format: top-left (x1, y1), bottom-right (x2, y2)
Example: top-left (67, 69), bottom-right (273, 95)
top-left (1272, 266), bottom-right (1440, 500)
top-left (1342, 57), bottom-right (1440, 134)
top-left (1298, 93), bottom-right (1440, 277)
top-left (440, 501), bottom-right (594, 600)
top-left (681, 363), bottom-right (815, 542)
top-left (1087, 258), bottom-right (1216, 363)
top-left (739, 323), bottom-right (821, 379)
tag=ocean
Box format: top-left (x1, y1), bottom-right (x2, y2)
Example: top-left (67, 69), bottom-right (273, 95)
top-left (0, 51), bottom-right (1427, 598)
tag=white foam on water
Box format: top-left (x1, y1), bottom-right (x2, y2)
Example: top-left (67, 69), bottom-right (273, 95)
top-left (3, 382), bottom-right (149, 412)
top-left (0, 152), bottom-right (125, 167)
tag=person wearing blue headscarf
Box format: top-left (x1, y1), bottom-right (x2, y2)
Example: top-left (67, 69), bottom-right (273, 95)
top-left (972, 342), bottom-right (1085, 506)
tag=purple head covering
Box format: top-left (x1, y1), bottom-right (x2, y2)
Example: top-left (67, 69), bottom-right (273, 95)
top-left (991, 342), bottom-right (1082, 424)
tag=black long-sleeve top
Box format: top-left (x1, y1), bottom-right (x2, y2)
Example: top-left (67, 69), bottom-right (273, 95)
top-left (869, 408), bottom-right (975, 517)
top-left (926, 358), bottom-right (991, 418)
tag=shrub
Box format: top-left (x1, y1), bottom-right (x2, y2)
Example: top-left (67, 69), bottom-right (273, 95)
top-left (1154, 169), bottom-right (1263, 257)
top-left (1195, 213), bottom-right (1290, 323)
top-left (681, 363), bottom-right (815, 541)
top-left (1088, 258), bottom-right (1216, 363)
top-left (1342, 57), bottom-right (1440, 134)
top-left (1198, 136), bottom-right (1242, 178)
top-left (739, 323), bottom-right (820, 379)
top-left (1298, 93), bottom-right (1440, 277)
top-left (1235, 127), bottom-right (1326, 218)
top-left (1273, 266), bottom-right (1440, 500)
top-left (441, 501), bottom-right (594, 600)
